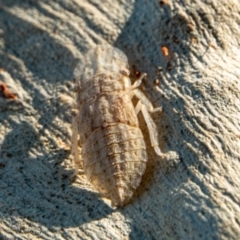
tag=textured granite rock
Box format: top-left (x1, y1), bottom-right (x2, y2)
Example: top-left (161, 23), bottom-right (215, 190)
top-left (0, 0), bottom-right (239, 239)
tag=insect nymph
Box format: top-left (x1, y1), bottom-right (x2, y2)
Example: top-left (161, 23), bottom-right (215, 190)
top-left (72, 45), bottom-right (163, 207)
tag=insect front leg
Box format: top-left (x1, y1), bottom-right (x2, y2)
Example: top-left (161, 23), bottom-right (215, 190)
top-left (133, 87), bottom-right (163, 156)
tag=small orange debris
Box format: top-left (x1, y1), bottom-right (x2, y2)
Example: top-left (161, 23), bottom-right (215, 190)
top-left (134, 70), bottom-right (141, 78)
top-left (161, 46), bottom-right (169, 57)
top-left (132, 65), bottom-right (141, 78)
top-left (0, 83), bottom-right (17, 99)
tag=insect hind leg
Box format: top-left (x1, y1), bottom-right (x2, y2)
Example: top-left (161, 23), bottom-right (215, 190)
top-left (133, 88), bottom-right (163, 156)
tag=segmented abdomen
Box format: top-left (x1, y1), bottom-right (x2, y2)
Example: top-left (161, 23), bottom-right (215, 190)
top-left (82, 123), bottom-right (147, 206)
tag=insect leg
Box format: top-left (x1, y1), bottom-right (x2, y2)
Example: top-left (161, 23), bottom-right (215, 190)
top-left (133, 88), bottom-right (162, 113)
top-left (133, 89), bottom-right (163, 156)
top-left (131, 73), bottom-right (147, 89)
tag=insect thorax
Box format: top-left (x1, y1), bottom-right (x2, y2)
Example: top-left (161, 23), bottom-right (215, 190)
top-left (76, 73), bottom-right (138, 144)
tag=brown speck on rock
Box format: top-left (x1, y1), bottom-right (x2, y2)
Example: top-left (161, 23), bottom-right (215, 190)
top-left (0, 83), bottom-right (17, 99)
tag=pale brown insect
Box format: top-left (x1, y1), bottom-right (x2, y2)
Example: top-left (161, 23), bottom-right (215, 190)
top-left (72, 45), bottom-right (163, 207)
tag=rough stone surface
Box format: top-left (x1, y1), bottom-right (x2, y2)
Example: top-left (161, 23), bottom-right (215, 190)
top-left (0, 0), bottom-right (239, 239)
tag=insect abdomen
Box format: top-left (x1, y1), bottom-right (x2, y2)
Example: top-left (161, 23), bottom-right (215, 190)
top-left (82, 123), bottom-right (147, 206)
top-left (72, 45), bottom-right (162, 206)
